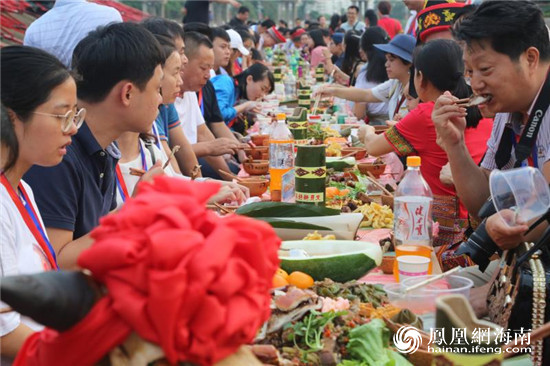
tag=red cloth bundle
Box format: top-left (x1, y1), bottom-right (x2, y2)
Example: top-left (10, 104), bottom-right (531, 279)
top-left (15, 177), bottom-right (281, 366)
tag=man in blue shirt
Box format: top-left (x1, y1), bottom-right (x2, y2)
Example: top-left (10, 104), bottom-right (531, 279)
top-left (24, 23), bottom-right (165, 269)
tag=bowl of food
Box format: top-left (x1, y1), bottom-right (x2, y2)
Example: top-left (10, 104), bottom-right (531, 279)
top-left (383, 275), bottom-right (473, 314)
top-left (250, 134), bottom-right (270, 147)
top-left (279, 240), bottom-right (382, 282)
top-left (243, 146), bottom-right (268, 160)
top-left (243, 160), bottom-right (269, 175)
top-left (357, 161), bottom-right (387, 178)
top-left (238, 177), bottom-right (269, 197)
top-left (341, 147), bottom-right (367, 160)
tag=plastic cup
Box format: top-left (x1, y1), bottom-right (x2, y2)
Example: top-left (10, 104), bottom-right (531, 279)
top-left (489, 167), bottom-right (550, 226)
top-left (396, 255), bottom-right (430, 283)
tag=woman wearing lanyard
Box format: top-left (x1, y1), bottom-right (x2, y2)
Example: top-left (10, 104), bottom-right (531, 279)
top-left (0, 46), bottom-right (80, 361)
top-left (315, 34), bottom-right (416, 123)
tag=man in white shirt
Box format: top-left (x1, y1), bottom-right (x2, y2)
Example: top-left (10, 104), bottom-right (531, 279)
top-left (341, 5), bottom-right (366, 33)
top-left (176, 31), bottom-right (245, 180)
top-left (24, 0), bottom-right (122, 68)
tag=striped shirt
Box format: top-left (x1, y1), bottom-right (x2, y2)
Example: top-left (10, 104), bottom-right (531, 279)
top-left (481, 107), bottom-right (550, 171)
top-left (24, 0), bottom-right (122, 68)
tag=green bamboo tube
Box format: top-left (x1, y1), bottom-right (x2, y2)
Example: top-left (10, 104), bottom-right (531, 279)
top-left (288, 109), bottom-right (309, 144)
top-left (295, 145), bottom-right (326, 205)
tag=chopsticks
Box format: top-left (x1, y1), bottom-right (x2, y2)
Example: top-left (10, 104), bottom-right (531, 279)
top-left (455, 97), bottom-right (471, 106)
top-left (163, 145), bottom-right (180, 169)
top-left (403, 266), bottom-right (462, 293)
top-left (128, 144), bottom-right (181, 176)
top-left (365, 172), bottom-right (393, 196)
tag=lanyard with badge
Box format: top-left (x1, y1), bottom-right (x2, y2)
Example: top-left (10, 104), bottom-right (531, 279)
top-left (0, 174), bottom-right (58, 270)
top-left (198, 89), bottom-right (204, 116)
top-left (495, 69), bottom-right (550, 169)
top-left (115, 142), bottom-right (147, 202)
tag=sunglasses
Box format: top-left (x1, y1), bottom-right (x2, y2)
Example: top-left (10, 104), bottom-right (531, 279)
top-left (31, 108), bottom-right (86, 133)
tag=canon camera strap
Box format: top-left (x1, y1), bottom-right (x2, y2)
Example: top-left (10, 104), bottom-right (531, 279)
top-left (495, 70), bottom-right (550, 169)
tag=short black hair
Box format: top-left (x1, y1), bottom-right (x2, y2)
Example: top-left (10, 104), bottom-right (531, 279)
top-left (251, 48), bottom-right (263, 61)
top-left (279, 19), bottom-right (288, 27)
top-left (236, 28), bottom-right (253, 44)
top-left (453, 0), bottom-right (550, 62)
top-left (238, 6), bottom-right (249, 14)
top-left (141, 17), bottom-right (184, 41)
top-left (183, 31), bottom-right (213, 59)
top-left (260, 19), bottom-right (275, 29)
top-left (183, 22), bottom-right (212, 40)
top-left (152, 34), bottom-right (176, 64)
top-left (1, 46), bottom-right (72, 171)
top-left (348, 5), bottom-right (359, 13)
top-left (211, 27), bottom-right (230, 43)
top-left (72, 23), bottom-right (164, 103)
top-left (365, 9), bottom-right (378, 26)
top-left (377, 1), bottom-right (391, 15)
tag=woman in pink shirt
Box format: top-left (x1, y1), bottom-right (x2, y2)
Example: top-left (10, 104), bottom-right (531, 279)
top-left (308, 29), bottom-right (328, 68)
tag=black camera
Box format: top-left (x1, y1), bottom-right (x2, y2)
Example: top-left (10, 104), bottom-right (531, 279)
top-left (455, 196), bottom-right (502, 272)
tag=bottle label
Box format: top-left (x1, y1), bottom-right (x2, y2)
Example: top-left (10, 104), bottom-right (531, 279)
top-left (395, 198), bottom-right (432, 242)
top-left (269, 142), bottom-right (294, 169)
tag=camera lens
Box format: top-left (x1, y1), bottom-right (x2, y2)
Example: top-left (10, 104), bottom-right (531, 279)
top-left (455, 220), bottom-right (499, 272)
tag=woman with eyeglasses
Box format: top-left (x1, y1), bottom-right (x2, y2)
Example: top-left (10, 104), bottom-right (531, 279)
top-left (0, 45), bottom-right (81, 361)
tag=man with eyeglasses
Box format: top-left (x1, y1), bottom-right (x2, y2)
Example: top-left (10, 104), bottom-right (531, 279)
top-left (341, 5), bottom-right (366, 33)
top-left (24, 23), bottom-right (165, 269)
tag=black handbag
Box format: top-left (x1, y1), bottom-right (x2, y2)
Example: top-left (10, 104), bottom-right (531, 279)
top-left (487, 243), bottom-right (550, 365)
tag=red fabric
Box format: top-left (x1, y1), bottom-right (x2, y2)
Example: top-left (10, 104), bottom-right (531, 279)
top-left (464, 118), bottom-right (494, 164)
top-left (14, 176), bottom-right (281, 366)
top-left (386, 102), bottom-right (467, 217)
top-left (378, 16), bottom-right (403, 39)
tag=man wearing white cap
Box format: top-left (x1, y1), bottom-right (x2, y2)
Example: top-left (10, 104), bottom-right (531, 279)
top-left (225, 29), bottom-right (250, 75)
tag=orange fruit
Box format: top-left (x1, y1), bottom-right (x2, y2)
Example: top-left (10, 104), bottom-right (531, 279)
top-left (326, 187), bottom-right (340, 199)
top-left (276, 268), bottom-right (289, 280)
top-left (272, 274), bottom-right (289, 288)
top-left (288, 271), bottom-right (315, 289)
top-left (339, 189), bottom-right (350, 196)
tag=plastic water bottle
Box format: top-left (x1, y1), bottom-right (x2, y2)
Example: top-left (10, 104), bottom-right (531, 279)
top-left (284, 70), bottom-right (296, 100)
top-left (393, 156), bottom-right (434, 278)
top-left (269, 113), bottom-right (294, 201)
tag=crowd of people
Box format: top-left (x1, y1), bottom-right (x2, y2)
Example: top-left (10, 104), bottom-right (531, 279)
top-left (1, 0), bottom-right (550, 363)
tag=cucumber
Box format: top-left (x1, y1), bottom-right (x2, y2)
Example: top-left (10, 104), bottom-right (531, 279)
top-left (280, 240), bottom-right (382, 282)
top-left (257, 218), bottom-right (331, 231)
top-left (235, 202), bottom-right (340, 217)
top-left (326, 157), bottom-right (356, 171)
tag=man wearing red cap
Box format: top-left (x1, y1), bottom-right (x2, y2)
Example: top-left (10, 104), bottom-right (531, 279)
top-left (261, 26), bottom-right (286, 49)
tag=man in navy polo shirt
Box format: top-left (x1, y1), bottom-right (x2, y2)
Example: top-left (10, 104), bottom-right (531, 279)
top-left (24, 23), bottom-right (165, 269)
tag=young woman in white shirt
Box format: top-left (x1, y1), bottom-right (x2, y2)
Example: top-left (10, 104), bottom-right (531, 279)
top-left (116, 35), bottom-right (248, 209)
top-left (315, 34), bottom-right (416, 123)
top-left (0, 46), bottom-right (80, 361)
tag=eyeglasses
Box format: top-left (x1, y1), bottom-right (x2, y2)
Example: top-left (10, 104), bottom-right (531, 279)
top-left (31, 108), bottom-right (86, 133)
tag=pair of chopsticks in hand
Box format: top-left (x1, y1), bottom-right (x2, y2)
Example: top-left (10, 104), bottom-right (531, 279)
top-left (129, 145), bottom-right (180, 177)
